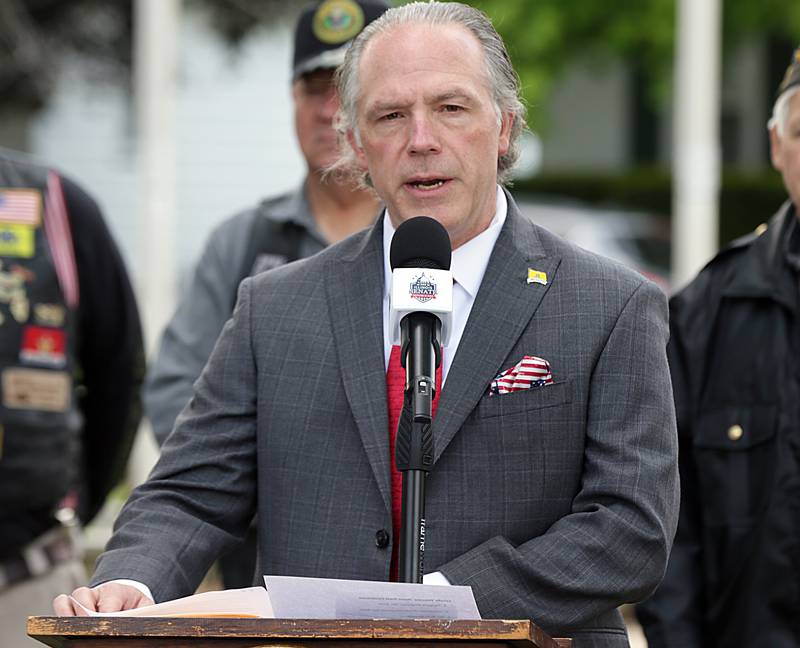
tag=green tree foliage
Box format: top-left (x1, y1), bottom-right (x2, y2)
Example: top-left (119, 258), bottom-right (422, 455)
top-left (0, 0), bottom-right (294, 112)
top-left (469, 0), bottom-right (673, 107)
top-left (5, 0), bottom-right (800, 113)
top-left (0, 0), bottom-right (133, 110)
top-left (468, 0), bottom-right (800, 117)
top-left (723, 0), bottom-right (800, 46)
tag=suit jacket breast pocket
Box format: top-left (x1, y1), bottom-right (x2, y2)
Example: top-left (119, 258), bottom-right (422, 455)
top-left (473, 379), bottom-right (572, 420)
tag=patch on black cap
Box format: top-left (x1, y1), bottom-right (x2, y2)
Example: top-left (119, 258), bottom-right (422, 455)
top-left (313, 0), bottom-right (365, 44)
top-left (293, 0), bottom-right (391, 80)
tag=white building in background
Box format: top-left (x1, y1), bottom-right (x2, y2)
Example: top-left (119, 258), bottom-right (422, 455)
top-left (24, 11), bottom-right (305, 304)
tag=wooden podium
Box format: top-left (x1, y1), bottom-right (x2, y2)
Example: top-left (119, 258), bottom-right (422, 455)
top-left (28, 617), bottom-right (572, 648)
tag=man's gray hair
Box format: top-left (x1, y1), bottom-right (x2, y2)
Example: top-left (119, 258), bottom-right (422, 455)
top-left (768, 86), bottom-right (800, 136)
top-left (332, 1), bottom-right (527, 186)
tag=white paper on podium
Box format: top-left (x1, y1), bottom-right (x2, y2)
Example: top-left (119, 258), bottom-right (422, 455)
top-left (68, 586), bottom-right (273, 618)
top-left (263, 575), bottom-right (481, 620)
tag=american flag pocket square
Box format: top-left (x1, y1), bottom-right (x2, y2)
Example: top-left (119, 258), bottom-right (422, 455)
top-left (489, 355), bottom-right (554, 395)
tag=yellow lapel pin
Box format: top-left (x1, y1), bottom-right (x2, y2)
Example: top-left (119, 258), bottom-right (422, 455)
top-left (527, 268), bottom-right (548, 285)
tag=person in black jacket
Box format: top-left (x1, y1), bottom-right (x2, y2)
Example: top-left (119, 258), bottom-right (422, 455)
top-left (0, 148), bottom-right (144, 647)
top-left (638, 46), bottom-right (800, 647)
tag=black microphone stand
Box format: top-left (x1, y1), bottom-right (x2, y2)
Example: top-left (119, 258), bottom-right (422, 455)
top-left (395, 312), bottom-right (441, 583)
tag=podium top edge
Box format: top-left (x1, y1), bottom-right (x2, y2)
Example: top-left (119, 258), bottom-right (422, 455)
top-left (28, 617), bottom-right (569, 647)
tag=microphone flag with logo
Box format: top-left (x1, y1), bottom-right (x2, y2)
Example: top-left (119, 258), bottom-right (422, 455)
top-left (388, 216), bottom-right (452, 584)
top-left (389, 217), bottom-right (453, 347)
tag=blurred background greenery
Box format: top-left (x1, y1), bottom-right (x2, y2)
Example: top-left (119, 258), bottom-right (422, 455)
top-left (2, 0), bottom-right (799, 245)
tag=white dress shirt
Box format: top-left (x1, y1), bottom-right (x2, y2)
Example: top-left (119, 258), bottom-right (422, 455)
top-left (383, 186), bottom-right (506, 586)
top-left (114, 187), bottom-right (507, 600)
top-left (382, 185), bottom-right (508, 380)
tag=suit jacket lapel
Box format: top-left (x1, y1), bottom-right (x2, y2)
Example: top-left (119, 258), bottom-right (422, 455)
top-left (325, 218), bottom-right (392, 512)
top-left (432, 194), bottom-right (561, 462)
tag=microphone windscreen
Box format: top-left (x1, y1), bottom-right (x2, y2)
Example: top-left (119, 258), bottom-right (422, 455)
top-left (390, 216), bottom-right (452, 270)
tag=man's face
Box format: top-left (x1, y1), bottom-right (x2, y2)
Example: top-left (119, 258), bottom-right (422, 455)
top-left (293, 69), bottom-right (340, 173)
top-left (771, 90), bottom-right (800, 209)
top-left (348, 23), bottom-right (513, 249)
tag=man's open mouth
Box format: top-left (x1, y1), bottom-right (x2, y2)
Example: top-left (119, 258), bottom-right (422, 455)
top-left (407, 178), bottom-right (449, 191)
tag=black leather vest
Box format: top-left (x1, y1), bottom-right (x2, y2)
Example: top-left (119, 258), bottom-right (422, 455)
top-left (0, 158), bottom-right (81, 547)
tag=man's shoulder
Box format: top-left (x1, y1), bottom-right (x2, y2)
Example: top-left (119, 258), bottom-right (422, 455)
top-left (0, 149), bottom-right (108, 240)
top-left (0, 147), bottom-right (50, 180)
top-left (248, 223), bottom-right (373, 287)
top-left (200, 189), bottom-right (307, 265)
top-left (0, 149), bottom-right (79, 202)
top-left (211, 189), bottom-right (300, 235)
top-left (668, 210), bottom-right (788, 339)
top-left (691, 222), bottom-right (767, 277)
top-left (672, 212), bottom-right (782, 307)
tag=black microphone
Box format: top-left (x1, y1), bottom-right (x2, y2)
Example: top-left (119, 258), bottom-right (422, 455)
top-left (389, 216), bottom-right (452, 583)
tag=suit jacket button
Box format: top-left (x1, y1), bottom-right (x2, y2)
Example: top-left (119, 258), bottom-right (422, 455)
top-left (375, 529), bottom-right (390, 548)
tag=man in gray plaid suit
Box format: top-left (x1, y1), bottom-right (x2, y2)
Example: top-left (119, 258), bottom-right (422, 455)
top-left (55, 3), bottom-right (678, 646)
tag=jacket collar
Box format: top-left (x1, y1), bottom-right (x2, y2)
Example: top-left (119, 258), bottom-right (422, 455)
top-left (324, 218), bottom-right (391, 511)
top-left (324, 192), bottom-right (561, 508)
top-left (721, 201), bottom-right (797, 312)
top-left (430, 189), bottom-right (561, 462)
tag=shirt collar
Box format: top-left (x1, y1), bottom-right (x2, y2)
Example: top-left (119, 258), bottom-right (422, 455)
top-left (382, 186), bottom-right (507, 297)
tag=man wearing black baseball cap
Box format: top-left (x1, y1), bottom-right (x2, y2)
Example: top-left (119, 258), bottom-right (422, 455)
top-left (293, 0), bottom-right (390, 79)
top-left (143, 0), bottom-right (389, 588)
top-left (638, 45), bottom-right (800, 647)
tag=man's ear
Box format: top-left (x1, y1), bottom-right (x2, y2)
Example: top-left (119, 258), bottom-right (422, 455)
top-left (347, 129), bottom-right (369, 169)
top-left (770, 126), bottom-right (784, 172)
top-left (498, 113), bottom-right (514, 157)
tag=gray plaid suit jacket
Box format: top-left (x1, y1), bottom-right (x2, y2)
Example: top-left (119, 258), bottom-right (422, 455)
top-left (94, 193), bottom-right (678, 647)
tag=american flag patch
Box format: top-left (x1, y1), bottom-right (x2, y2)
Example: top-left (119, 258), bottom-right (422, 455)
top-left (0, 189), bottom-right (42, 226)
top-left (490, 355), bottom-right (554, 395)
